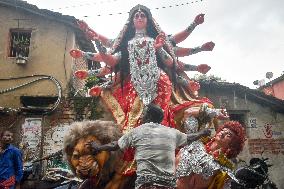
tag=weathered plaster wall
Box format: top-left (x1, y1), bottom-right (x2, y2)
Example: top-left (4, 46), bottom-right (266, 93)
top-left (0, 6), bottom-right (76, 107)
top-left (0, 97), bottom-right (101, 167)
top-left (200, 87), bottom-right (284, 187)
top-left (0, 98), bottom-right (77, 173)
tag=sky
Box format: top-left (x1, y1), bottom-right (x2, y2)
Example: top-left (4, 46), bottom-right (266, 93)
top-left (26, 0), bottom-right (284, 88)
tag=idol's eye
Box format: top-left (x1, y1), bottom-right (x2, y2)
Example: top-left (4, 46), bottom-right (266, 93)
top-left (135, 13), bottom-right (140, 19)
top-left (134, 12), bottom-right (146, 19)
top-left (140, 13), bottom-right (146, 19)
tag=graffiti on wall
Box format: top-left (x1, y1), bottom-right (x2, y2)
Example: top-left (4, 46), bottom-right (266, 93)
top-left (21, 118), bottom-right (42, 161)
top-left (262, 123), bottom-right (282, 138)
top-left (44, 124), bottom-right (71, 169)
top-left (263, 123), bottom-right (273, 138)
top-left (248, 117), bottom-right (257, 128)
top-left (247, 117), bottom-right (283, 155)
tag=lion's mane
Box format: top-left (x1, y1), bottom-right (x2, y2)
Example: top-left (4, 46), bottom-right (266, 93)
top-left (63, 120), bottom-right (123, 179)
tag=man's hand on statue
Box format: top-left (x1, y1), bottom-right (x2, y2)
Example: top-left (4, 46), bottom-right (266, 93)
top-left (89, 85), bottom-right (102, 97)
top-left (194, 13), bottom-right (205, 25)
top-left (85, 141), bottom-right (101, 155)
top-left (70, 49), bottom-right (84, 59)
top-left (197, 64), bottom-right (211, 74)
top-left (201, 41), bottom-right (215, 51)
top-left (154, 32), bottom-right (166, 49)
top-left (216, 108), bottom-right (230, 120)
top-left (75, 70), bottom-right (88, 80)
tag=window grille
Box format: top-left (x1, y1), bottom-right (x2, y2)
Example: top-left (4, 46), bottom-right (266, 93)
top-left (9, 29), bottom-right (31, 57)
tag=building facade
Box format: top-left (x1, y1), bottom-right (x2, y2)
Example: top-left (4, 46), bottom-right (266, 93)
top-left (199, 81), bottom-right (284, 188)
top-left (0, 0), bottom-right (95, 172)
top-left (261, 75), bottom-right (284, 100)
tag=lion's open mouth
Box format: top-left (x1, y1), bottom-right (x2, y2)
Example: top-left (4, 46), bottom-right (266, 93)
top-left (76, 160), bottom-right (99, 178)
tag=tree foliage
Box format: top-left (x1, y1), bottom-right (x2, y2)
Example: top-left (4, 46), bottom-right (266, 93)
top-left (193, 73), bottom-right (225, 82)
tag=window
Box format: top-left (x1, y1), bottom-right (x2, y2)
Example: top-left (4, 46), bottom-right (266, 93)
top-left (229, 113), bottom-right (246, 125)
top-left (227, 110), bottom-right (249, 126)
top-left (9, 29), bottom-right (31, 57)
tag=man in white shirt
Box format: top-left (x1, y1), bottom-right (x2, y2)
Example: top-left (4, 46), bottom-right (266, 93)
top-left (88, 103), bottom-right (210, 189)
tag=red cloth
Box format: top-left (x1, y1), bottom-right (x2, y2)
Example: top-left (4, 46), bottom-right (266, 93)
top-left (171, 97), bottom-right (213, 114)
top-left (0, 176), bottom-right (16, 189)
top-left (123, 147), bottom-right (135, 161)
top-left (113, 72), bottom-right (173, 129)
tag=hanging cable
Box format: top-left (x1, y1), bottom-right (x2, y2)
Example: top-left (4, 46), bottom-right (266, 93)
top-left (0, 75), bottom-right (62, 115)
top-left (50, 0), bottom-right (119, 11)
top-left (50, 0), bottom-right (204, 17)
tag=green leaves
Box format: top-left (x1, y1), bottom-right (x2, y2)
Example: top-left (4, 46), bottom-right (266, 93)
top-left (84, 75), bottom-right (99, 89)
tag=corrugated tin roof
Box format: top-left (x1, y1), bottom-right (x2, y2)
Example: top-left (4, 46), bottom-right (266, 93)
top-left (199, 80), bottom-right (284, 113)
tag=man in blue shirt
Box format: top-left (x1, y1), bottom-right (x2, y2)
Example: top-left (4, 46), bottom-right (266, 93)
top-left (0, 129), bottom-right (23, 189)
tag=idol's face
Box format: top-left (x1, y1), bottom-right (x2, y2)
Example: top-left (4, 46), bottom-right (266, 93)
top-left (133, 10), bottom-right (148, 30)
top-left (215, 128), bottom-right (236, 148)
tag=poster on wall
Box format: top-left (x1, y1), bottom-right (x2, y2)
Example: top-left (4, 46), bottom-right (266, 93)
top-left (21, 118), bottom-right (42, 162)
top-left (43, 124), bottom-right (71, 169)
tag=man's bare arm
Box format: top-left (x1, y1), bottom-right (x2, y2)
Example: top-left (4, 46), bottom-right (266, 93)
top-left (186, 129), bottom-right (211, 144)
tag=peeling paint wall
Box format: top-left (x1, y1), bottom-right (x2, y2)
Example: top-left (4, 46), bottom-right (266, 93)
top-left (0, 98), bottom-right (77, 170)
top-left (0, 5), bottom-right (76, 107)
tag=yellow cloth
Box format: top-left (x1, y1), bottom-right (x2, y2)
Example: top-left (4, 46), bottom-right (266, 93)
top-left (208, 171), bottom-right (228, 189)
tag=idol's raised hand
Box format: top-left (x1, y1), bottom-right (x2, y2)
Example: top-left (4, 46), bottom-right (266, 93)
top-left (194, 14), bottom-right (205, 25)
top-left (77, 20), bottom-right (99, 40)
top-left (197, 64), bottom-right (211, 74)
top-left (154, 32), bottom-right (166, 49)
top-left (74, 70), bottom-right (88, 80)
top-left (77, 20), bottom-right (89, 31)
top-left (70, 49), bottom-right (84, 59)
top-left (201, 41), bottom-right (215, 51)
top-left (70, 49), bottom-right (101, 61)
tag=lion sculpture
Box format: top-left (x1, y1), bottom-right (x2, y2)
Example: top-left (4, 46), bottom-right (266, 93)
top-left (63, 120), bottom-right (135, 189)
